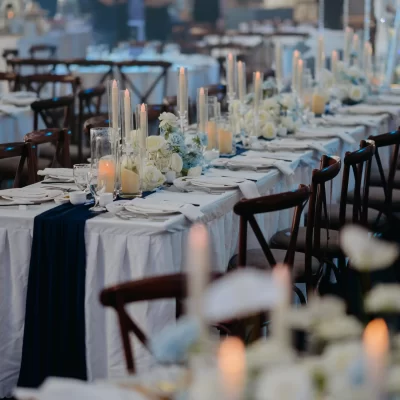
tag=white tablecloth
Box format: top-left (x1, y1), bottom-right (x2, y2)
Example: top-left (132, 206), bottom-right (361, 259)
top-left (0, 112), bottom-right (396, 397)
top-left (0, 106), bottom-right (34, 143)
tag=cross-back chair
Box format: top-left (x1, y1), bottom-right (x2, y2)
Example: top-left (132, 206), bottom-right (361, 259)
top-left (64, 59), bottom-right (115, 83)
top-left (229, 184), bottom-right (311, 304)
top-left (29, 44), bottom-right (57, 59)
top-left (116, 60), bottom-right (172, 104)
top-left (317, 140), bottom-right (379, 230)
top-left (100, 273), bottom-right (223, 373)
top-left (20, 74), bottom-right (80, 99)
top-left (348, 129), bottom-right (400, 218)
top-left (75, 85), bottom-right (106, 163)
top-left (0, 71), bottom-right (20, 92)
top-left (270, 155), bottom-right (343, 292)
top-left (7, 58), bottom-right (61, 75)
top-left (24, 128), bottom-right (71, 176)
top-left (2, 49), bottom-right (19, 70)
top-left (0, 142), bottom-right (36, 188)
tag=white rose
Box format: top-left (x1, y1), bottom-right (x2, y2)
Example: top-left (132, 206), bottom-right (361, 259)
top-left (320, 68), bottom-right (334, 88)
top-left (340, 225), bottom-right (399, 271)
top-left (158, 112), bottom-right (178, 129)
top-left (315, 315), bottom-right (363, 341)
top-left (170, 153), bottom-right (183, 173)
top-left (280, 93), bottom-right (296, 110)
top-left (278, 126), bottom-right (287, 137)
top-left (263, 98), bottom-right (280, 113)
top-left (231, 99), bottom-right (241, 115)
top-left (323, 340), bottom-right (363, 374)
top-left (147, 136), bottom-right (166, 153)
top-left (347, 66), bottom-right (364, 80)
top-left (142, 165), bottom-right (166, 190)
top-left (261, 121), bottom-right (277, 139)
top-left (365, 284), bottom-right (400, 313)
top-left (349, 85), bottom-right (364, 102)
top-left (187, 166), bottom-right (202, 177)
top-left (280, 116), bottom-right (296, 132)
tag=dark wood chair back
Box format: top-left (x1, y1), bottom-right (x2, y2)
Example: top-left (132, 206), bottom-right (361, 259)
top-left (29, 44), bottom-right (57, 59)
top-left (305, 155), bottom-right (341, 279)
top-left (2, 49), bottom-right (19, 71)
top-left (77, 85), bottom-right (106, 162)
top-left (24, 128), bottom-right (71, 174)
top-left (65, 59), bottom-right (115, 83)
top-left (339, 139), bottom-right (375, 227)
top-left (100, 273), bottom-right (223, 373)
top-left (368, 128), bottom-right (400, 218)
top-left (83, 115), bottom-right (109, 137)
top-left (116, 60), bottom-right (172, 104)
top-left (0, 142), bottom-right (35, 187)
top-left (0, 71), bottom-right (20, 92)
top-left (7, 58), bottom-right (61, 74)
top-left (20, 74), bottom-right (80, 99)
top-left (31, 95), bottom-right (75, 135)
top-left (204, 84), bottom-right (227, 105)
top-left (234, 184), bottom-right (310, 269)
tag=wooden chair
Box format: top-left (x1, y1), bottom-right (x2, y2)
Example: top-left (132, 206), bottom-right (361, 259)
top-left (204, 84), bottom-right (227, 105)
top-left (65, 59), bottom-right (115, 84)
top-left (270, 155), bottom-right (343, 291)
top-left (100, 273), bottom-right (223, 374)
top-left (24, 128), bottom-right (71, 176)
top-left (76, 85), bottom-right (106, 163)
top-left (20, 74), bottom-right (80, 99)
top-left (2, 49), bottom-right (19, 71)
top-left (0, 71), bottom-right (20, 92)
top-left (316, 140), bottom-right (380, 230)
top-left (115, 60), bottom-right (172, 104)
top-left (229, 185), bottom-right (312, 304)
top-left (7, 58), bottom-right (62, 75)
top-left (347, 129), bottom-right (400, 218)
top-left (0, 142), bottom-right (36, 188)
top-left (29, 44), bottom-right (57, 59)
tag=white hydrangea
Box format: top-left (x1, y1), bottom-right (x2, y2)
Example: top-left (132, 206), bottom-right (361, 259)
top-left (349, 85), bottom-right (364, 102)
top-left (315, 315), bottom-right (363, 342)
top-left (187, 166), bottom-right (202, 177)
top-left (147, 136), bottom-right (166, 153)
top-left (142, 165), bottom-right (166, 190)
top-left (261, 121), bottom-right (277, 139)
top-left (158, 112), bottom-right (178, 130)
top-left (170, 153), bottom-right (183, 173)
top-left (365, 284), bottom-right (400, 313)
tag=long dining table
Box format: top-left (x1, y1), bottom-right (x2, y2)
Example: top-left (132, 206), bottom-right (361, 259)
top-left (0, 109), bottom-right (398, 397)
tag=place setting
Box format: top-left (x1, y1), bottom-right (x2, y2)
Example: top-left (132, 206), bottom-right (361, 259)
top-left (0, 188), bottom-right (64, 206)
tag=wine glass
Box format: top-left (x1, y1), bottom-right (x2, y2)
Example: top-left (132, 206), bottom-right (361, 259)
top-left (73, 163), bottom-right (90, 191)
top-left (89, 127), bottom-right (116, 212)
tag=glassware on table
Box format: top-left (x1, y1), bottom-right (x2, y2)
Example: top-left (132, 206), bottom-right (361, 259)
top-left (73, 163), bottom-right (90, 191)
top-left (205, 96), bottom-right (219, 155)
top-left (311, 87), bottom-right (327, 116)
top-left (89, 127), bottom-right (116, 212)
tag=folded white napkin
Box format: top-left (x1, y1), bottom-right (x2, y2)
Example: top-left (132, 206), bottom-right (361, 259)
top-left (0, 188), bottom-right (63, 203)
top-left (265, 140), bottom-right (327, 154)
top-left (322, 114), bottom-right (381, 128)
top-left (0, 104), bottom-right (21, 116)
top-left (207, 168), bottom-right (265, 181)
top-left (338, 104), bottom-right (398, 117)
top-left (2, 91), bottom-right (38, 107)
top-left (244, 150), bottom-right (301, 162)
top-left (238, 181), bottom-right (260, 199)
top-left (128, 198), bottom-right (204, 222)
top-left (367, 95), bottom-right (400, 106)
top-left (38, 168), bottom-right (74, 179)
top-left (296, 127), bottom-right (356, 144)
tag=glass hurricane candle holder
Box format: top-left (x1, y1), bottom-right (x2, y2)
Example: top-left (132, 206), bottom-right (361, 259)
top-left (218, 115), bottom-right (235, 156)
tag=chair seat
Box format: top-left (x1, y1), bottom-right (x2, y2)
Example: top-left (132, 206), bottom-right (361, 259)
top-left (229, 248), bottom-right (320, 281)
top-left (347, 186), bottom-right (400, 212)
top-left (369, 169), bottom-right (400, 189)
top-left (313, 204), bottom-right (386, 230)
top-left (270, 227), bottom-right (342, 257)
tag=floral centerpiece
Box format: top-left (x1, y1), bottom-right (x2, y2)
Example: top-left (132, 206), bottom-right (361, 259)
top-left (139, 112), bottom-right (205, 190)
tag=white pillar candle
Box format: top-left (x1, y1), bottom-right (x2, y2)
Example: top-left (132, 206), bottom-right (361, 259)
top-left (139, 103), bottom-right (147, 149)
top-left (187, 223), bottom-right (210, 341)
top-left (296, 58), bottom-right (304, 95)
top-left (218, 338), bottom-right (246, 400)
top-left (121, 168), bottom-right (140, 194)
top-left (178, 67), bottom-right (187, 116)
top-left (98, 156), bottom-right (116, 193)
top-left (331, 50), bottom-right (338, 79)
top-left (363, 319), bottom-right (389, 399)
top-left (198, 87), bottom-right (207, 133)
top-left (344, 27), bottom-right (354, 64)
top-left (123, 89), bottom-right (131, 140)
top-left (253, 71), bottom-right (262, 113)
top-left (275, 42), bottom-right (283, 84)
top-left (292, 50), bottom-right (300, 88)
top-left (227, 53), bottom-right (235, 96)
top-left (316, 35), bottom-right (324, 82)
top-left (237, 60), bottom-right (246, 103)
top-left (112, 79), bottom-right (119, 133)
top-left (271, 264), bottom-right (291, 348)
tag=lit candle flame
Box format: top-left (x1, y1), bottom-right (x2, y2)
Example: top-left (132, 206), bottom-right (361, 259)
top-left (140, 103), bottom-right (146, 112)
top-left (218, 337), bottom-right (246, 400)
top-left (228, 53), bottom-right (233, 61)
top-left (364, 319), bottom-right (389, 360)
top-left (112, 79), bottom-right (117, 89)
top-left (180, 67), bottom-right (185, 75)
top-left (199, 87), bottom-right (205, 95)
top-left (124, 88), bottom-right (129, 98)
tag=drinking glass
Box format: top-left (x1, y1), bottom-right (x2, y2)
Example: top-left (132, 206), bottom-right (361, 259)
top-left (89, 127), bottom-right (116, 212)
top-left (73, 163), bottom-right (90, 191)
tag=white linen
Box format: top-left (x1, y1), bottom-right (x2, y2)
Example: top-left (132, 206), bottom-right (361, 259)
top-left (322, 114), bottom-right (386, 128)
top-left (0, 116), bottom-right (396, 397)
top-left (37, 168), bottom-right (74, 179)
top-left (296, 126), bottom-right (356, 144)
top-left (338, 104), bottom-right (400, 117)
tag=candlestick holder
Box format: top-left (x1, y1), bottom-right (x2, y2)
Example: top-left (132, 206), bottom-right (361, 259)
top-left (178, 110), bottom-right (188, 134)
top-left (227, 92), bottom-right (236, 117)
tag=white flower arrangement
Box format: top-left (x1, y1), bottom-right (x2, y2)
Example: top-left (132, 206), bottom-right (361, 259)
top-left (140, 112), bottom-right (205, 190)
top-left (365, 284), bottom-right (400, 313)
top-left (315, 315), bottom-right (363, 342)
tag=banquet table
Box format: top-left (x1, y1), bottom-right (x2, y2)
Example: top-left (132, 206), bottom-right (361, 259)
top-left (0, 110), bottom-right (397, 397)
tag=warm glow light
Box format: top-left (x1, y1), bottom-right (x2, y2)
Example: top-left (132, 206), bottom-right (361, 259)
top-left (189, 223), bottom-right (208, 249)
top-left (199, 87), bottom-right (205, 96)
top-left (218, 337), bottom-right (246, 400)
top-left (112, 79), bottom-right (117, 89)
top-left (179, 66), bottom-right (185, 75)
top-left (228, 53), bottom-right (233, 61)
top-left (255, 71), bottom-right (261, 80)
top-left (124, 88), bottom-right (129, 98)
top-left (363, 319), bottom-right (389, 360)
top-left (140, 103), bottom-right (146, 112)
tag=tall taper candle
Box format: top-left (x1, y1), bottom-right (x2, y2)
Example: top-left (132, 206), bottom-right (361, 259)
top-left (275, 42), bottom-right (283, 84)
top-left (343, 0), bottom-right (349, 31)
top-left (187, 223), bottom-right (210, 341)
top-left (112, 79), bottom-right (119, 133)
top-left (253, 71), bottom-right (262, 113)
top-left (352, 33), bottom-right (360, 66)
top-left (237, 61), bottom-right (246, 103)
top-left (292, 50), bottom-right (300, 87)
top-left (363, 41), bottom-right (372, 76)
top-left (123, 89), bottom-right (131, 140)
top-left (344, 27), bottom-right (353, 64)
top-left (364, 0), bottom-right (372, 44)
top-left (178, 67), bottom-right (188, 116)
top-left (331, 50), bottom-right (338, 79)
top-left (318, 0), bottom-right (325, 32)
top-left (198, 87), bottom-right (207, 133)
top-left (297, 58), bottom-right (304, 95)
top-left (316, 35), bottom-right (324, 82)
top-left (139, 103), bottom-right (147, 149)
top-left (227, 53), bottom-right (236, 96)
